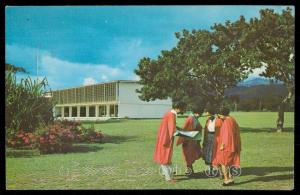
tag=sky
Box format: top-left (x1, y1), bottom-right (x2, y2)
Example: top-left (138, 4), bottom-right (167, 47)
top-left (5, 5), bottom-right (294, 90)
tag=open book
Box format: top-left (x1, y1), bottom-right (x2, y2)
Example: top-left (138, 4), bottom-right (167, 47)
top-left (173, 130), bottom-right (201, 140)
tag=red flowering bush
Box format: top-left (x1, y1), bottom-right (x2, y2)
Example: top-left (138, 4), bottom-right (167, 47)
top-left (38, 123), bottom-right (75, 154)
top-left (58, 120), bottom-right (104, 143)
top-left (6, 130), bottom-right (37, 149)
top-left (6, 119), bottom-right (105, 154)
top-left (81, 127), bottom-right (104, 143)
top-left (58, 120), bottom-right (84, 142)
top-left (37, 121), bottom-right (104, 153)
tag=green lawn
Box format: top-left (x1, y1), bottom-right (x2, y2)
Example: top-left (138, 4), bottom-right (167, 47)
top-left (6, 112), bottom-right (294, 190)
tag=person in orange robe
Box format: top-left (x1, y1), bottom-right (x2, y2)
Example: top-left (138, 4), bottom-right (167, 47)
top-left (176, 105), bottom-right (204, 176)
top-left (202, 106), bottom-right (223, 176)
top-left (213, 107), bottom-right (241, 186)
top-left (154, 101), bottom-right (187, 183)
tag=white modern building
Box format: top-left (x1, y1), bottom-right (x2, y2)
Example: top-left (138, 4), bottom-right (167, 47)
top-left (50, 80), bottom-right (172, 120)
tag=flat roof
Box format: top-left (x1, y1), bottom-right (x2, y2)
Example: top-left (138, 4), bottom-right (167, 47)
top-left (50, 80), bottom-right (140, 92)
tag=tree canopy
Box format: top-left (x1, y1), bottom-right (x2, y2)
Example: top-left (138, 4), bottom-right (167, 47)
top-left (135, 8), bottom-right (294, 115)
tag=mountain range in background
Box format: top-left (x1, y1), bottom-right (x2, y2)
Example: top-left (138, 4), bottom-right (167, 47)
top-left (226, 77), bottom-right (287, 100)
top-left (238, 77), bottom-right (283, 87)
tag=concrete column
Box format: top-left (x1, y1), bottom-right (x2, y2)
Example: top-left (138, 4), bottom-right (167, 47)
top-left (106, 105), bottom-right (110, 117)
top-left (77, 106), bottom-right (80, 117)
top-left (86, 105), bottom-right (89, 117)
top-left (69, 106), bottom-right (72, 118)
top-left (61, 107), bottom-right (64, 118)
top-left (95, 105), bottom-right (99, 117)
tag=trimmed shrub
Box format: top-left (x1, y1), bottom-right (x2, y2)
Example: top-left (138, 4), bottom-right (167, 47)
top-left (81, 127), bottom-right (104, 143)
top-left (38, 123), bottom-right (74, 154)
top-left (36, 120), bottom-right (104, 153)
top-left (6, 130), bottom-right (37, 149)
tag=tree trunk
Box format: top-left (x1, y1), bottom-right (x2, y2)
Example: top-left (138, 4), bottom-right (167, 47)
top-left (276, 103), bottom-right (285, 132)
top-left (276, 90), bottom-right (292, 132)
top-left (259, 100), bottom-right (262, 111)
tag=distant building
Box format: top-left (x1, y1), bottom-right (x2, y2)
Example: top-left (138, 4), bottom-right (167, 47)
top-left (50, 80), bottom-right (172, 120)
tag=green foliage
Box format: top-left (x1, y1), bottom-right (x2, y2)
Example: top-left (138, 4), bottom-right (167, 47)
top-left (241, 8), bottom-right (294, 93)
top-left (135, 8), bottom-right (294, 113)
top-left (5, 63), bottom-right (54, 138)
top-left (135, 16), bottom-right (252, 108)
top-left (135, 28), bottom-right (247, 107)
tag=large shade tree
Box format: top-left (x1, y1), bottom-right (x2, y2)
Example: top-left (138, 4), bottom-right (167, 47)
top-left (135, 16), bottom-right (251, 109)
top-left (240, 8), bottom-right (294, 132)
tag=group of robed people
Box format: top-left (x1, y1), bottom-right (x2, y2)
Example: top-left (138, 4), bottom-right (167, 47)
top-left (153, 101), bottom-right (241, 186)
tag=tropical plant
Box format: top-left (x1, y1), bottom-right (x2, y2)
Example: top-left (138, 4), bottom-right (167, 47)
top-left (5, 63), bottom-right (54, 139)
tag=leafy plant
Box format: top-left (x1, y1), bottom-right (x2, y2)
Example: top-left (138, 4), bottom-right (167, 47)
top-left (5, 63), bottom-right (54, 139)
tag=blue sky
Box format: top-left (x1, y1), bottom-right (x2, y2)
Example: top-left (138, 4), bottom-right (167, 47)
top-left (5, 5), bottom-right (293, 90)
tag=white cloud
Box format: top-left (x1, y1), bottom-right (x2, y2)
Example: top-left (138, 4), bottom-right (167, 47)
top-left (245, 63), bottom-right (267, 80)
top-left (40, 54), bottom-right (124, 89)
top-left (101, 75), bottom-right (108, 81)
top-left (6, 44), bottom-right (134, 90)
top-left (6, 43), bottom-right (158, 90)
top-left (83, 77), bottom-right (97, 86)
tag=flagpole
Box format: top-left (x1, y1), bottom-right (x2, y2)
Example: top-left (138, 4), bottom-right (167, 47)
top-left (36, 48), bottom-right (39, 82)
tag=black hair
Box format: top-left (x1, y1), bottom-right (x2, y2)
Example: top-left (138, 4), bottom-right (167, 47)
top-left (205, 105), bottom-right (216, 115)
top-left (220, 107), bottom-right (230, 116)
top-left (172, 101), bottom-right (187, 110)
top-left (192, 105), bottom-right (204, 115)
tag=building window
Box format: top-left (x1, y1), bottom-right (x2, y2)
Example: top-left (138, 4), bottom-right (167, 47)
top-left (99, 105), bottom-right (106, 117)
top-left (86, 86), bottom-right (93, 102)
top-left (80, 106), bottom-right (86, 117)
top-left (110, 105), bottom-right (115, 117)
top-left (64, 107), bottom-right (69, 117)
top-left (105, 83), bottom-right (116, 102)
top-left (115, 105), bottom-right (118, 117)
top-left (72, 107), bottom-right (77, 117)
top-left (89, 106), bottom-right (95, 117)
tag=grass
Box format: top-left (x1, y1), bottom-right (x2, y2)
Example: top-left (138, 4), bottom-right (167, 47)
top-left (6, 112), bottom-right (294, 190)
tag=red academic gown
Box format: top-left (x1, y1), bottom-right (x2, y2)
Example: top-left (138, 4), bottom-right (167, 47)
top-left (176, 115), bottom-right (202, 166)
top-left (212, 116), bottom-right (241, 167)
top-left (154, 111), bottom-right (176, 165)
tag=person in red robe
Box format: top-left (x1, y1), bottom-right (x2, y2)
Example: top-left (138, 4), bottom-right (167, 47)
top-left (154, 101), bottom-right (187, 183)
top-left (213, 107), bottom-right (241, 186)
top-left (176, 106), bottom-right (203, 176)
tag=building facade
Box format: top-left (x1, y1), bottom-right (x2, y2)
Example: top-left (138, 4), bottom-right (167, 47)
top-left (51, 80), bottom-right (172, 120)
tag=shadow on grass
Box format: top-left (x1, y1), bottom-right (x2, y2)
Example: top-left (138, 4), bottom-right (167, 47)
top-left (63, 144), bottom-right (103, 153)
top-left (240, 127), bottom-right (294, 133)
top-left (175, 166), bottom-right (294, 182)
top-left (6, 135), bottom-right (137, 158)
top-left (175, 171), bottom-right (208, 181)
top-left (102, 135), bottom-right (138, 144)
top-left (6, 144), bottom-right (103, 157)
top-left (233, 173), bottom-right (294, 186)
top-left (81, 119), bottom-right (128, 124)
top-left (241, 166), bottom-right (294, 176)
